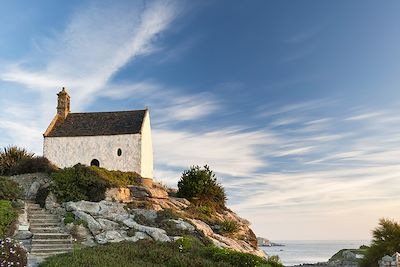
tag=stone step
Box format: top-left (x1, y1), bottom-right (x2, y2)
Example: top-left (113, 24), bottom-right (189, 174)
top-left (27, 205), bottom-right (42, 208)
top-left (32, 244), bottom-right (73, 250)
top-left (32, 239), bottom-right (72, 245)
top-left (30, 222), bottom-right (60, 228)
top-left (29, 216), bottom-right (60, 220)
top-left (30, 227), bottom-right (62, 233)
top-left (30, 251), bottom-right (70, 256)
top-left (33, 233), bottom-right (71, 240)
top-left (29, 210), bottom-right (49, 213)
top-left (31, 247), bottom-right (73, 255)
top-left (30, 219), bottom-right (60, 224)
top-left (27, 206), bottom-right (41, 210)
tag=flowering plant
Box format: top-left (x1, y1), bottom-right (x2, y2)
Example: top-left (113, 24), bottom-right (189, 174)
top-left (0, 238), bottom-right (27, 267)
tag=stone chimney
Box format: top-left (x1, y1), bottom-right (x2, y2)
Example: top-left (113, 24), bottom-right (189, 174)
top-left (57, 87), bottom-right (70, 121)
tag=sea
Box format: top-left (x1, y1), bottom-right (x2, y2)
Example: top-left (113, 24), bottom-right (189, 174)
top-left (260, 240), bottom-right (368, 267)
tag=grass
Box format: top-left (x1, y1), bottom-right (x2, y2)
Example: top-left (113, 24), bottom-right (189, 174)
top-left (0, 200), bottom-right (17, 238)
top-left (39, 238), bottom-right (283, 267)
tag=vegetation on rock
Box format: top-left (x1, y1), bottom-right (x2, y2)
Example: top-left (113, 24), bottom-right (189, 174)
top-left (360, 218), bottom-right (400, 267)
top-left (39, 238), bottom-right (283, 267)
top-left (51, 164), bottom-right (140, 202)
top-left (0, 176), bottom-right (22, 200)
top-left (0, 200), bottom-right (17, 238)
top-left (177, 165), bottom-right (226, 209)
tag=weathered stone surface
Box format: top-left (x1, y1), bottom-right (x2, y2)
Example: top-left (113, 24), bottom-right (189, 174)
top-left (129, 186), bottom-right (168, 199)
top-left (123, 217), bottom-right (170, 242)
top-left (169, 219), bottom-right (195, 232)
top-left (71, 224), bottom-right (92, 241)
top-left (98, 201), bottom-right (129, 222)
top-left (73, 211), bottom-right (102, 235)
top-left (95, 230), bottom-right (125, 244)
top-left (10, 173), bottom-right (50, 199)
top-left (124, 231), bottom-right (150, 242)
top-left (169, 197), bottom-right (190, 208)
top-left (27, 181), bottom-right (41, 200)
top-left (97, 218), bottom-right (120, 231)
top-left (45, 192), bottom-right (63, 216)
top-left (14, 230), bottom-right (33, 240)
top-left (130, 209), bottom-right (158, 222)
top-left (105, 187), bottom-right (131, 203)
top-left (66, 201), bottom-right (101, 215)
top-left (188, 219), bottom-right (214, 236)
top-left (129, 186), bottom-right (150, 198)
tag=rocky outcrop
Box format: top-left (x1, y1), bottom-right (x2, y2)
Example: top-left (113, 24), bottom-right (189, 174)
top-left (37, 181), bottom-right (265, 258)
top-left (9, 173), bottom-right (51, 200)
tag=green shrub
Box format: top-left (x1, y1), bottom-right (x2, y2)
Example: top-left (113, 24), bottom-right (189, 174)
top-left (51, 164), bottom-right (110, 202)
top-left (219, 220), bottom-right (239, 234)
top-left (64, 212), bottom-right (75, 224)
top-left (35, 187), bottom-right (50, 208)
top-left (0, 238), bottom-right (27, 267)
top-left (0, 200), bottom-right (17, 238)
top-left (74, 219), bottom-right (88, 227)
top-left (88, 166), bottom-right (140, 187)
top-left (10, 156), bottom-right (58, 175)
top-left (0, 146), bottom-right (33, 175)
top-left (0, 176), bottom-right (22, 200)
top-left (197, 205), bottom-right (213, 216)
top-left (201, 245), bottom-right (272, 267)
top-left (51, 164), bottom-right (140, 203)
top-left (177, 165), bottom-right (226, 208)
top-left (175, 236), bottom-right (193, 253)
top-left (360, 218), bottom-right (400, 267)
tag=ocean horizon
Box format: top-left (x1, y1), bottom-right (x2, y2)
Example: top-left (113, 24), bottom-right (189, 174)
top-left (260, 240), bottom-right (369, 266)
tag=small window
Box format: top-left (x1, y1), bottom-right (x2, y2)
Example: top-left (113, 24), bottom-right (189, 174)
top-left (90, 159), bottom-right (100, 167)
top-left (117, 148), bottom-right (122, 156)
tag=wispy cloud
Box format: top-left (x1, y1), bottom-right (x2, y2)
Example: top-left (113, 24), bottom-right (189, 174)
top-left (0, 0), bottom-right (180, 151)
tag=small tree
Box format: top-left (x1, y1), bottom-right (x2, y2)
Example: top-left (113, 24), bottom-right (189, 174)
top-left (176, 165), bottom-right (226, 208)
top-left (360, 218), bottom-right (400, 267)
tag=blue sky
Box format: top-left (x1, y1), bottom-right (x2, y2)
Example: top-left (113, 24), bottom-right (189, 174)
top-left (1, 0), bottom-right (400, 240)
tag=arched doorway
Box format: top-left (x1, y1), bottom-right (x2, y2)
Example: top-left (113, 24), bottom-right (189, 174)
top-left (90, 159), bottom-right (100, 167)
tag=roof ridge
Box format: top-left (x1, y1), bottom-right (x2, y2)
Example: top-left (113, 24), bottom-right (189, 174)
top-left (68, 109), bottom-right (146, 115)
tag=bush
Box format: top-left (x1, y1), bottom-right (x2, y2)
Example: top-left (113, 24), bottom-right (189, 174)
top-left (0, 146), bottom-right (33, 175)
top-left (360, 218), bottom-right (400, 267)
top-left (10, 156), bottom-right (58, 175)
top-left (89, 166), bottom-right (140, 187)
top-left (219, 220), bottom-right (239, 234)
top-left (0, 238), bottom-right (27, 267)
top-left (51, 164), bottom-right (140, 203)
top-left (64, 212), bottom-right (75, 224)
top-left (0, 176), bottom-right (22, 200)
top-left (51, 164), bottom-right (110, 202)
top-left (177, 165), bottom-right (226, 208)
top-left (175, 236), bottom-right (193, 253)
top-left (0, 200), bottom-right (17, 238)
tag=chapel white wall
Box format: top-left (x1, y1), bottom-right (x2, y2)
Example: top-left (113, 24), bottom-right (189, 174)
top-left (140, 110), bottom-right (154, 179)
top-left (43, 134), bottom-right (142, 173)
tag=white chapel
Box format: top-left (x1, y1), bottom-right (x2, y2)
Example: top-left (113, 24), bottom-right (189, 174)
top-left (43, 88), bottom-right (153, 178)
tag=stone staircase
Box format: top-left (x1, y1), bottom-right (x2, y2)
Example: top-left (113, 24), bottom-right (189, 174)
top-left (27, 202), bottom-right (73, 256)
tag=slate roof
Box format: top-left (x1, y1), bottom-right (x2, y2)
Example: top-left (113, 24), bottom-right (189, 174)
top-left (45, 110), bottom-right (146, 137)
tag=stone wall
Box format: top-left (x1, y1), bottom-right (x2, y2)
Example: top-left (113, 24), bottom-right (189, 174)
top-left (43, 134), bottom-right (143, 174)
